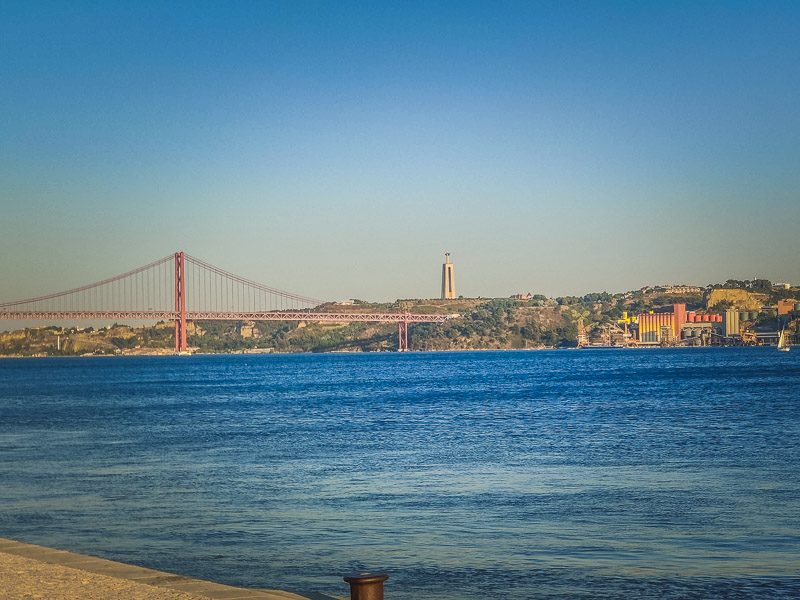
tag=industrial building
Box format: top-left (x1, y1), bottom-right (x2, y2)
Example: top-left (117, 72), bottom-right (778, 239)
top-left (637, 303), bottom-right (724, 345)
top-left (633, 303), bottom-right (799, 346)
top-left (580, 300), bottom-right (797, 348)
top-left (777, 299), bottom-right (796, 315)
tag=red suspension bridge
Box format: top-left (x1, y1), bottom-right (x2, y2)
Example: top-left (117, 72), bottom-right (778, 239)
top-left (0, 252), bottom-right (449, 352)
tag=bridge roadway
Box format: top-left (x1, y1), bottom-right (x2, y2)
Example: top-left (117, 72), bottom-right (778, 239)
top-left (0, 310), bottom-right (451, 351)
top-left (0, 310), bottom-right (450, 323)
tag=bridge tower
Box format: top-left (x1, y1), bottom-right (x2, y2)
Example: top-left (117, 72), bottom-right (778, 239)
top-left (174, 251), bottom-right (187, 352)
top-left (441, 253), bottom-right (456, 299)
top-left (398, 312), bottom-right (409, 351)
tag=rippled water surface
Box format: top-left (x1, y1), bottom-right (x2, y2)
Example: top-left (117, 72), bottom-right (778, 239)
top-left (1, 348), bottom-right (799, 598)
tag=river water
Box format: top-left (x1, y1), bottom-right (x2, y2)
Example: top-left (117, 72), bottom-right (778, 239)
top-left (1, 348), bottom-right (799, 599)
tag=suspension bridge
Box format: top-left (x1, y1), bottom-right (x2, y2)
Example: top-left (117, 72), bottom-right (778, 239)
top-left (0, 252), bottom-right (449, 352)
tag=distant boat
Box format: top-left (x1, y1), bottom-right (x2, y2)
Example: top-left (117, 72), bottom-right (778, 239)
top-left (777, 328), bottom-right (790, 352)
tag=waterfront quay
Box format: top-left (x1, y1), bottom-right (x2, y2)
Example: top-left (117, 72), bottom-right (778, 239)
top-left (0, 538), bottom-right (341, 600)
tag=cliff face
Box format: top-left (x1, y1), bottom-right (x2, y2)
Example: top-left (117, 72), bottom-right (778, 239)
top-left (706, 288), bottom-right (767, 311)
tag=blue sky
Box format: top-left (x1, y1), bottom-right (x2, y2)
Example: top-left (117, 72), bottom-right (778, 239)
top-left (2, 1), bottom-right (799, 302)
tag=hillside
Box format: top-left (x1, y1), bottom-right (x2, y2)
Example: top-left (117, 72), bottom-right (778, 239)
top-left (0, 298), bottom-right (577, 356)
top-left (1, 286), bottom-right (797, 356)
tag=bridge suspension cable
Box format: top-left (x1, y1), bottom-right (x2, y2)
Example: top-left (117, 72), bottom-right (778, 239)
top-left (0, 254), bottom-right (175, 314)
top-left (184, 254), bottom-right (323, 307)
top-left (0, 253), bottom-right (323, 314)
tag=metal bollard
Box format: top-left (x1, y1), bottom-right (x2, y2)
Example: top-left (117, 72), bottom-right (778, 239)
top-left (343, 571), bottom-right (389, 600)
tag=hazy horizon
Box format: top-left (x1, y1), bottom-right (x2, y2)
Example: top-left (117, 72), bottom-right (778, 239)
top-left (3, 2), bottom-right (799, 302)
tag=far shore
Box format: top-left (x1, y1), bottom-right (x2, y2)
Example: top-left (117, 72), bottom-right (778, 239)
top-left (0, 343), bottom-right (780, 360)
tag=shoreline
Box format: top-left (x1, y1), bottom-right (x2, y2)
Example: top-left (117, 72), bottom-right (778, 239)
top-left (0, 537), bottom-right (341, 600)
top-left (0, 343), bottom-right (788, 359)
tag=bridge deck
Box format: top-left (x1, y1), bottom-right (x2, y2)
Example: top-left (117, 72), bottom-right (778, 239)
top-left (0, 311), bottom-right (449, 323)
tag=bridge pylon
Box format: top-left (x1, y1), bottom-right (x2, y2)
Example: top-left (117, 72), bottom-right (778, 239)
top-left (398, 312), bottom-right (409, 351)
top-left (174, 251), bottom-right (187, 353)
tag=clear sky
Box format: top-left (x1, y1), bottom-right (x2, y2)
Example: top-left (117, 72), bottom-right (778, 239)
top-left (2, 1), bottom-right (799, 302)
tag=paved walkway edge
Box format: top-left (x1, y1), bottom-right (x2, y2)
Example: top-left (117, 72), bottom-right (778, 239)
top-left (0, 537), bottom-right (342, 600)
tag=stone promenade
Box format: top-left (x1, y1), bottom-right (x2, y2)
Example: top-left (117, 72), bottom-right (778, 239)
top-left (0, 538), bottom-right (342, 600)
